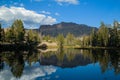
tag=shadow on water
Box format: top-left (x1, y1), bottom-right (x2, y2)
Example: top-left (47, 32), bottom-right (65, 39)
top-left (0, 48), bottom-right (120, 78)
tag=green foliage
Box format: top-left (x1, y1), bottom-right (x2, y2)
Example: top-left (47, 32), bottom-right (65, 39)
top-left (1, 19), bottom-right (120, 48)
top-left (89, 21), bottom-right (120, 47)
top-left (11, 19), bottom-right (25, 42)
top-left (4, 20), bottom-right (25, 43)
top-left (90, 29), bottom-right (98, 46)
top-left (1, 19), bottom-right (41, 44)
top-left (57, 34), bottom-right (64, 48)
top-left (43, 35), bottom-right (50, 42)
top-left (65, 33), bottom-right (75, 46)
top-left (74, 37), bottom-right (81, 46)
top-left (5, 29), bottom-right (15, 43)
top-left (27, 29), bottom-right (41, 43)
top-left (0, 24), bottom-right (5, 43)
top-left (118, 30), bottom-right (120, 47)
top-left (97, 22), bottom-right (109, 46)
top-left (0, 23), bottom-right (1, 41)
top-left (109, 21), bottom-right (120, 47)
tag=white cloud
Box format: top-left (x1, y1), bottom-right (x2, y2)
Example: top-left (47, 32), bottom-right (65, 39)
top-left (55, 12), bottom-right (60, 16)
top-left (0, 6), bottom-right (56, 28)
top-left (0, 64), bottom-right (56, 80)
top-left (41, 11), bottom-right (51, 15)
top-left (55, 0), bottom-right (79, 5)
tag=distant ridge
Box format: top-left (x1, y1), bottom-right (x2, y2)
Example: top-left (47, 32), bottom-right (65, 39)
top-left (38, 22), bottom-right (98, 37)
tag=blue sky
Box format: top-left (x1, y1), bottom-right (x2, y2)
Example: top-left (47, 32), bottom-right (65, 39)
top-left (0, 0), bottom-right (120, 28)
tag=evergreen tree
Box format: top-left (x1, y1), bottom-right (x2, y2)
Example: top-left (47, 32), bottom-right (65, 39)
top-left (90, 29), bottom-right (98, 46)
top-left (118, 30), bottom-right (120, 47)
top-left (109, 21), bottom-right (119, 47)
top-left (11, 19), bottom-right (25, 42)
top-left (0, 24), bottom-right (5, 43)
top-left (5, 28), bottom-right (15, 43)
top-left (0, 23), bottom-right (2, 42)
top-left (97, 22), bottom-right (109, 47)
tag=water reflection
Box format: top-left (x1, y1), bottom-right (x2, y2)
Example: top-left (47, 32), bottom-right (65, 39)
top-left (0, 49), bottom-right (120, 79)
top-left (40, 49), bottom-right (91, 68)
top-left (0, 63), bottom-right (56, 80)
top-left (40, 49), bottom-right (120, 74)
top-left (90, 49), bottom-right (120, 74)
top-left (0, 50), bottom-right (56, 80)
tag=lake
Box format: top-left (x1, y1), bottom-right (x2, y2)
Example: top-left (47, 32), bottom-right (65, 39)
top-left (0, 49), bottom-right (120, 80)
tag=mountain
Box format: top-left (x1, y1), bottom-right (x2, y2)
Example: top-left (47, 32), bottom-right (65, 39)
top-left (38, 22), bottom-right (98, 37)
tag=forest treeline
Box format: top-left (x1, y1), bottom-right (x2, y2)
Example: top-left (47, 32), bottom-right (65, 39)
top-left (0, 20), bottom-right (120, 48)
top-left (42, 21), bottom-right (120, 48)
top-left (82, 21), bottom-right (120, 47)
top-left (0, 19), bottom-right (41, 45)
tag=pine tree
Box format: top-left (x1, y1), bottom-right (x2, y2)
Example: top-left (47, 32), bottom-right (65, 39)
top-left (0, 23), bottom-right (2, 42)
top-left (5, 28), bottom-right (15, 43)
top-left (97, 22), bottom-right (109, 47)
top-left (90, 29), bottom-right (97, 46)
top-left (0, 24), bottom-right (5, 43)
top-left (11, 19), bottom-right (25, 42)
top-left (109, 21), bottom-right (119, 47)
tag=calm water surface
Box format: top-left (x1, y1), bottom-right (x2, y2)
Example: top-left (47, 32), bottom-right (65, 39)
top-left (0, 49), bottom-right (120, 80)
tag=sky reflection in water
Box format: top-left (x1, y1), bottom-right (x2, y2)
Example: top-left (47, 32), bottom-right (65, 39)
top-left (0, 62), bottom-right (56, 80)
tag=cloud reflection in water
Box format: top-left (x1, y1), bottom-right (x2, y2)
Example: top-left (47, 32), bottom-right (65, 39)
top-left (0, 62), bottom-right (56, 80)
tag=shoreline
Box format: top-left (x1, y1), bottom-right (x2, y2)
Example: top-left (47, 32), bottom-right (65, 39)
top-left (1, 43), bottom-right (120, 50)
top-left (74, 47), bottom-right (120, 50)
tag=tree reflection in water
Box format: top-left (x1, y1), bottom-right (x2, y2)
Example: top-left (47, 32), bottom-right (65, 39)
top-left (40, 49), bottom-right (120, 74)
top-left (0, 49), bottom-right (120, 78)
top-left (85, 49), bottom-right (120, 75)
top-left (0, 49), bottom-right (39, 78)
top-left (0, 55), bottom-right (4, 71)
